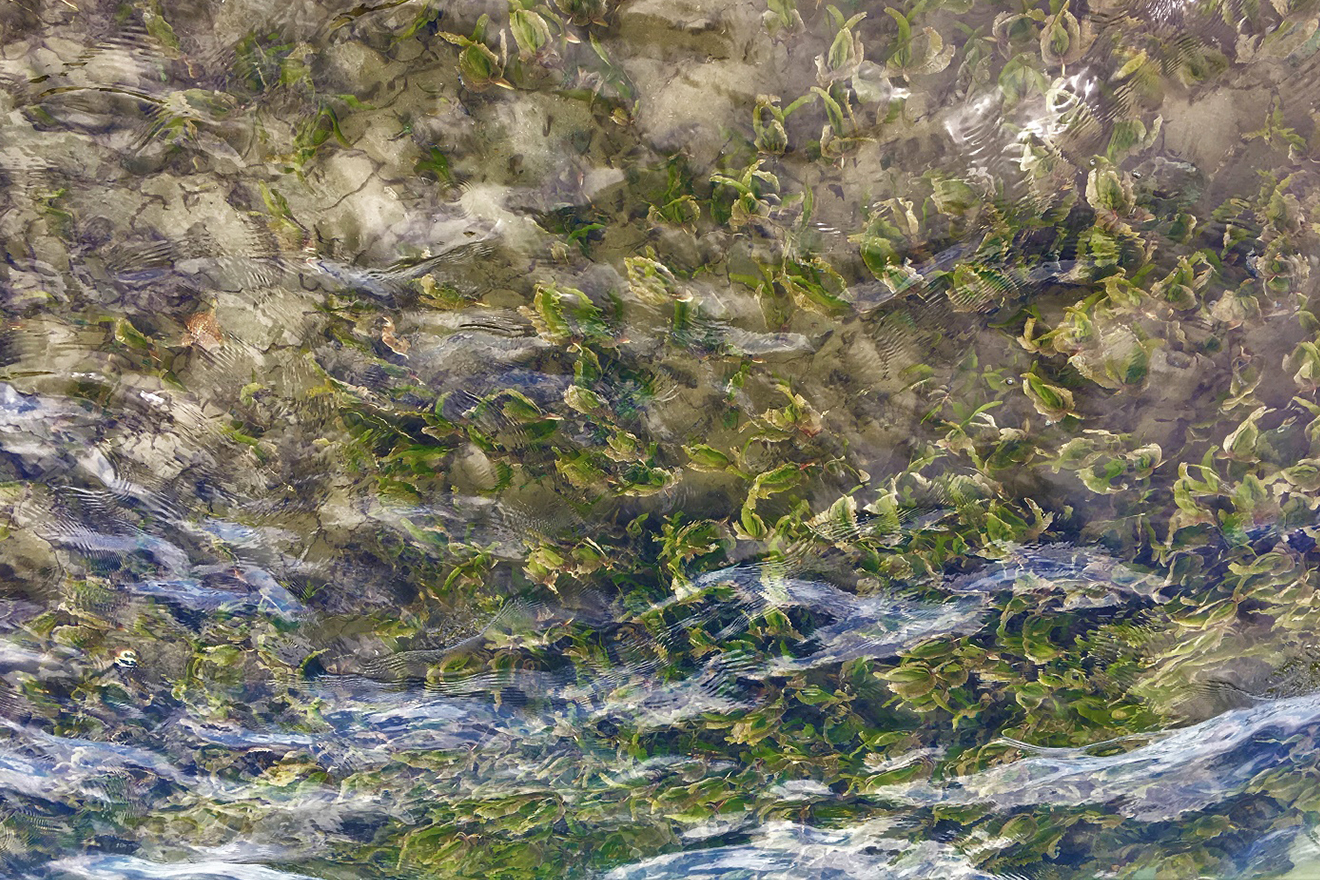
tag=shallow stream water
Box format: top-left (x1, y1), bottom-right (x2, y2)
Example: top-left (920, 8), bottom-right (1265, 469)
top-left (4, 0), bottom-right (1320, 877)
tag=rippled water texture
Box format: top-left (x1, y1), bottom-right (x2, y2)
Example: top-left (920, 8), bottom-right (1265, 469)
top-left (7, 0), bottom-right (1320, 877)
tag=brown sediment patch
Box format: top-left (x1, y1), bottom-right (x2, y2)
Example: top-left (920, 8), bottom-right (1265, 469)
top-left (183, 309), bottom-right (222, 350)
top-left (1160, 87), bottom-right (1268, 173)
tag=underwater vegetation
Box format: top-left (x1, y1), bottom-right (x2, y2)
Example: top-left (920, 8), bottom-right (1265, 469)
top-left (6, 0), bottom-right (1320, 877)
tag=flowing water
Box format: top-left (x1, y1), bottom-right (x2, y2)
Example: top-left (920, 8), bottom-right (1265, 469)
top-left (4, 0), bottom-right (1320, 877)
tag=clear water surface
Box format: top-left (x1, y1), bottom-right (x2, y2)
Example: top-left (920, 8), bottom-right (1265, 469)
top-left (2, 0), bottom-right (1320, 877)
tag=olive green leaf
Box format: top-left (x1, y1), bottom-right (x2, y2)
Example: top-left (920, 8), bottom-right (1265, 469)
top-left (1021, 369), bottom-right (1076, 423)
top-left (1286, 340), bottom-right (1320, 391)
top-left (763, 0), bottom-right (804, 37)
top-left (552, 0), bottom-right (609, 27)
top-left (711, 160), bottom-right (778, 208)
top-left (625, 255), bottom-right (682, 304)
top-left (809, 493), bottom-right (861, 544)
top-left (440, 14), bottom-right (512, 91)
top-left (522, 282), bottom-right (610, 344)
top-left (992, 9), bottom-right (1043, 54)
top-left (1040, 1), bottom-right (1087, 67)
top-left (1085, 159), bottom-right (1136, 216)
top-left (739, 464), bottom-right (805, 539)
top-left (929, 175), bottom-right (981, 219)
top-left (684, 444), bottom-right (736, 473)
top-left (1222, 405), bottom-right (1268, 461)
top-left (998, 53), bottom-right (1047, 106)
top-left (563, 384), bottom-right (605, 415)
top-left (509, 4), bottom-right (554, 61)
top-left (752, 95), bottom-right (790, 155)
top-left (817, 6), bottom-right (866, 86)
top-left (885, 7), bottom-right (953, 79)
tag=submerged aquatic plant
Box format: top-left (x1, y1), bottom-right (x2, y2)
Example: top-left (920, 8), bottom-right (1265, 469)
top-left (12, 0), bottom-right (1320, 878)
top-left (884, 6), bottom-right (954, 79)
top-left (815, 6), bottom-right (867, 86)
top-left (442, 14), bottom-right (513, 91)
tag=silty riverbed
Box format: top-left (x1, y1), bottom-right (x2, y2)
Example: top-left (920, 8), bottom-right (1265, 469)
top-left (4, 0), bottom-right (1320, 877)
